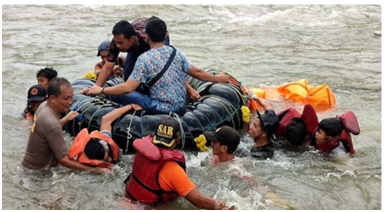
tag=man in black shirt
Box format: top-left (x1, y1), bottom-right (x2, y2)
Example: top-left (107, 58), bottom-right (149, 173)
top-left (249, 97), bottom-right (279, 160)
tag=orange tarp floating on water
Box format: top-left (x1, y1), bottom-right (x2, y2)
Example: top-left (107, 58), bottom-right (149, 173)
top-left (248, 87), bottom-right (280, 111)
top-left (248, 79), bottom-right (336, 111)
top-left (276, 79), bottom-right (336, 106)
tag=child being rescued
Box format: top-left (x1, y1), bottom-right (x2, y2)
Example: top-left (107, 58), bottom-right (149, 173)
top-left (68, 103), bottom-right (142, 168)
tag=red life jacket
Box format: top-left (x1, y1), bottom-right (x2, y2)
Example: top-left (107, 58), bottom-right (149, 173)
top-left (315, 135), bottom-right (341, 154)
top-left (68, 128), bottom-right (119, 168)
top-left (315, 111), bottom-right (360, 155)
top-left (124, 136), bottom-right (186, 205)
top-left (276, 104), bottom-right (319, 137)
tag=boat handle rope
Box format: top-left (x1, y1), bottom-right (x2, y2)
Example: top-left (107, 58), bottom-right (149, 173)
top-left (125, 110), bottom-right (137, 152)
top-left (171, 112), bottom-right (186, 149)
top-left (88, 104), bottom-right (115, 131)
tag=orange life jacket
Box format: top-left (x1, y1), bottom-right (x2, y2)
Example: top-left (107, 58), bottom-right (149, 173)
top-left (68, 128), bottom-right (119, 168)
top-left (25, 112), bottom-right (34, 120)
top-left (94, 61), bottom-right (105, 71)
top-left (124, 136), bottom-right (186, 205)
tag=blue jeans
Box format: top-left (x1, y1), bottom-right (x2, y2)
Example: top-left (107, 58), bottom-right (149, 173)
top-left (111, 91), bottom-right (153, 110)
top-left (123, 36), bottom-right (170, 82)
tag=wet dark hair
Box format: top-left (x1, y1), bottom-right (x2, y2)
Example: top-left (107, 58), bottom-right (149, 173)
top-left (145, 16), bottom-right (167, 42)
top-left (47, 77), bottom-right (71, 97)
top-left (84, 138), bottom-right (105, 160)
top-left (36, 67), bottom-right (58, 80)
top-left (318, 117), bottom-right (343, 137)
top-left (112, 20), bottom-right (135, 40)
top-left (284, 118), bottom-right (307, 146)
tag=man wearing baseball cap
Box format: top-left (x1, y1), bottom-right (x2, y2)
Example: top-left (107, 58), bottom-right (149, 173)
top-left (249, 97), bottom-right (279, 159)
top-left (23, 85), bottom-right (47, 120)
top-left (94, 40), bottom-right (124, 77)
top-left (22, 78), bottom-right (108, 173)
top-left (204, 126), bottom-right (240, 164)
top-left (124, 117), bottom-right (233, 209)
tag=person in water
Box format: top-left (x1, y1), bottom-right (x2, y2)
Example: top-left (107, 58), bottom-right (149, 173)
top-left (22, 84), bottom-right (81, 124)
top-left (248, 90), bottom-right (318, 148)
top-left (275, 104), bottom-right (319, 147)
top-left (68, 104), bottom-right (142, 168)
top-left (311, 111), bottom-right (360, 156)
top-left (94, 40), bottom-right (125, 78)
top-left (123, 117), bottom-right (234, 209)
top-left (36, 67), bottom-right (58, 90)
top-left (204, 126), bottom-right (241, 164)
top-left (248, 97), bottom-right (279, 160)
top-left (22, 67), bottom-right (58, 118)
top-left (23, 85), bottom-right (47, 121)
top-left (22, 77), bottom-right (107, 173)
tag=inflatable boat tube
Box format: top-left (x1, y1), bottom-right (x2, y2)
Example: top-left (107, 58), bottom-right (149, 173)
top-left (64, 69), bottom-right (248, 153)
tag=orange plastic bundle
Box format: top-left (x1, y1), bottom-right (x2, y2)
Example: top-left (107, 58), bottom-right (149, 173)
top-left (276, 79), bottom-right (336, 106)
top-left (247, 79), bottom-right (336, 112)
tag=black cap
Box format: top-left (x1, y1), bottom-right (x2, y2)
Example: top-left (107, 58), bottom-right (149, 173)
top-left (27, 85), bottom-right (47, 102)
top-left (256, 110), bottom-right (279, 140)
top-left (153, 117), bottom-right (181, 148)
top-left (204, 126), bottom-right (240, 153)
top-left (97, 40), bottom-right (110, 56)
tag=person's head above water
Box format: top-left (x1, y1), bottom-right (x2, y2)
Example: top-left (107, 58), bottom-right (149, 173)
top-left (250, 110), bottom-right (279, 143)
top-left (284, 118), bottom-right (307, 146)
top-left (27, 84), bottom-right (47, 112)
top-left (315, 117), bottom-right (343, 144)
top-left (204, 126), bottom-right (240, 155)
top-left (36, 67), bottom-right (58, 90)
top-left (153, 117), bottom-right (181, 148)
top-left (84, 138), bottom-right (113, 163)
top-left (97, 40), bottom-right (110, 62)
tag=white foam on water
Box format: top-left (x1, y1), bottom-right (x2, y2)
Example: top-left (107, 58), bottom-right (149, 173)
top-left (326, 170), bottom-right (357, 180)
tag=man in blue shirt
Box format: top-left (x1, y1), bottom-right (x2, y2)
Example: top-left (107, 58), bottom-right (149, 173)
top-left (85, 16), bottom-right (229, 114)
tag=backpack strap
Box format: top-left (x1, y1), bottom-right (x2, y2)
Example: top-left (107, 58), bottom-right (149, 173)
top-left (146, 46), bottom-right (177, 89)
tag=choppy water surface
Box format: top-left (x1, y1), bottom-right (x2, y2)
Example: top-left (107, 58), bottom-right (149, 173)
top-left (2, 4), bottom-right (381, 210)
